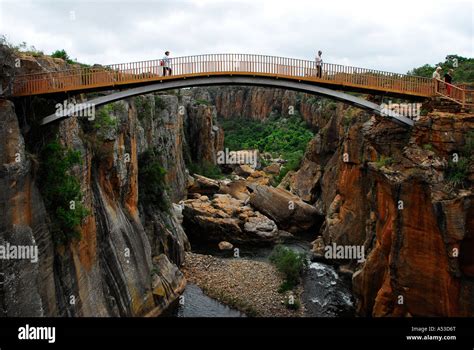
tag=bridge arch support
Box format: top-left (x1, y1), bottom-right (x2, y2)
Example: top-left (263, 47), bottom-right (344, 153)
top-left (40, 76), bottom-right (414, 126)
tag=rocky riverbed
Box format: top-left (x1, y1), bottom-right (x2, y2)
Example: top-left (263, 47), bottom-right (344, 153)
top-left (181, 252), bottom-right (304, 317)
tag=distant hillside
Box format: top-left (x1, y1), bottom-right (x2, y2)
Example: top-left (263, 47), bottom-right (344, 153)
top-left (408, 55), bottom-right (474, 83)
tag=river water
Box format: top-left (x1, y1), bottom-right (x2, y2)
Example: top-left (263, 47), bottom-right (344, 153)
top-left (169, 238), bottom-right (354, 317)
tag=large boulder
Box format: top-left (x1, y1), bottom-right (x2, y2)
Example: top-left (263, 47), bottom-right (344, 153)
top-left (246, 170), bottom-right (271, 186)
top-left (218, 179), bottom-right (250, 201)
top-left (263, 163), bottom-right (281, 175)
top-left (187, 174), bottom-right (221, 195)
top-left (182, 194), bottom-right (284, 244)
top-left (249, 185), bottom-right (322, 233)
top-left (218, 241), bottom-right (234, 251)
top-left (234, 164), bottom-right (255, 177)
top-left (290, 159), bottom-right (322, 203)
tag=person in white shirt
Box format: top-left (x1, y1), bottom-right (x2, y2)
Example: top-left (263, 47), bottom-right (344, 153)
top-left (315, 50), bottom-right (323, 78)
top-left (162, 51), bottom-right (172, 76)
top-left (432, 66), bottom-right (442, 92)
top-left (432, 66), bottom-right (442, 80)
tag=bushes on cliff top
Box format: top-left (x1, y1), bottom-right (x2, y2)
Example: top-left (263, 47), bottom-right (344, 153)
top-left (39, 140), bottom-right (89, 245)
top-left (138, 148), bottom-right (169, 211)
top-left (408, 55), bottom-right (474, 83)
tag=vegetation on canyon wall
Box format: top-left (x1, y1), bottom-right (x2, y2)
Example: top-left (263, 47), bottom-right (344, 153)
top-left (446, 131), bottom-right (474, 187)
top-left (219, 114), bottom-right (314, 182)
top-left (138, 148), bottom-right (169, 211)
top-left (38, 140), bottom-right (89, 245)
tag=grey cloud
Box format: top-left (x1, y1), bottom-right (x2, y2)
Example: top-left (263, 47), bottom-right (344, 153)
top-left (0, 0), bottom-right (472, 72)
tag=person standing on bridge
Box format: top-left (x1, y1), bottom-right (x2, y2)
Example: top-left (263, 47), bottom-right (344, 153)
top-left (315, 51), bottom-right (323, 78)
top-left (444, 69), bottom-right (454, 96)
top-left (162, 51), bottom-right (172, 76)
top-left (432, 66), bottom-right (442, 92)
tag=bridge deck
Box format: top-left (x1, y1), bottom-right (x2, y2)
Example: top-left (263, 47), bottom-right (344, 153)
top-left (11, 54), bottom-right (437, 99)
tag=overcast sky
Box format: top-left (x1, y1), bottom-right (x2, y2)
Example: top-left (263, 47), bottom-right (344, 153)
top-left (0, 0), bottom-right (472, 73)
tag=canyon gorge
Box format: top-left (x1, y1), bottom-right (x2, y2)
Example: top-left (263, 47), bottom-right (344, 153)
top-left (1, 48), bottom-right (473, 318)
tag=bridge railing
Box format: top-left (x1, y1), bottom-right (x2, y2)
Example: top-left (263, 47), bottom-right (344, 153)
top-left (435, 79), bottom-right (474, 107)
top-left (12, 53), bottom-right (435, 98)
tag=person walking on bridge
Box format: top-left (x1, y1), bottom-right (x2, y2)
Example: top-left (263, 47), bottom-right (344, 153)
top-left (162, 51), bottom-right (172, 76)
top-left (432, 66), bottom-right (442, 92)
top-left (444, 69), bottom-right (454, 96)
top-left (315, 50), bottom-right (323, 78)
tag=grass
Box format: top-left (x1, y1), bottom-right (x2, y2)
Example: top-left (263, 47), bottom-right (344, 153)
top-left (269, 245), bottom-right (308, 292)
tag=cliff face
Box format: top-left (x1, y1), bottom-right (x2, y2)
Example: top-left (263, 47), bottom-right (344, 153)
top-left (2, 47), bottom-right (472, 317)
top-left (298, 107), bottom-right (474, 317)
top-left (0, 99), bottom-right (57, 316)
top-left (208, 86), bottom-right (336, 130)
top-left (0, 51), bottom-right (225, 316)
top-left (0, 92), bottom-right (224, 316)
top-left (184, 100), bottom-right (225, 164)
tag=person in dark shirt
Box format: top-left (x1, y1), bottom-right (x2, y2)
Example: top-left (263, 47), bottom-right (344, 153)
top-left (444, 69), bottom-right (453, 96)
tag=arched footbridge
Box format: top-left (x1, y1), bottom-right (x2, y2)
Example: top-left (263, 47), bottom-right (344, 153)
top-left (9, 54), bottom-right (473, 126)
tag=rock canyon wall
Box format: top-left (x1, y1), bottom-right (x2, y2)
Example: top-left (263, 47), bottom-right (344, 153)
top-left (1, 50), bottom-right (472, 317)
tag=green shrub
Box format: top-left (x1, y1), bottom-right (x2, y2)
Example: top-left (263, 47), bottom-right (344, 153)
top-left (375, 156), bottom-right (393, 169)
top-left (51, 49), bottom-right (76, 64)
top-left (274, 151), bottom-right (304, 185)
top-left (154, 96), bottom-right (166, 110)
top-left (39, 140), bottom-right (89, 245)
top-left (94, 104), bottom-right (118, 130)
top-left (218, 115), bottom-right (313, 184)
top-left (188, 161), bottom-right (224, 179)
top-left (138, 148), bottom-right (169, 211)
top-left (423, 143), bottom-right (434, 151)
top-left (269, 245), bottom-right (308, 291)
top-left (445, 132), bottom-right (473, 187)
top-left (135, 96), bottom-right (153, 120)
top-left (446, 157), bottom-right (469, 187)
top-left (51, 49), bottom-right (69, 61)
top-left (327, 101), bottom-right (338, 111)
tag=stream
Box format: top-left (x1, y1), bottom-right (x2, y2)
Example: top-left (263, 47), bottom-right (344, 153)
top-left (169, 236), bottom-right (355, 317)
